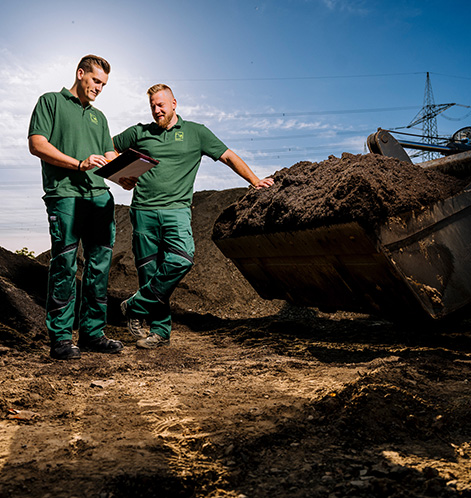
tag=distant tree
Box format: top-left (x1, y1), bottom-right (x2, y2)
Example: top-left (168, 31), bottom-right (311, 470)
top-left (15, 247), bottom-right (35, 259)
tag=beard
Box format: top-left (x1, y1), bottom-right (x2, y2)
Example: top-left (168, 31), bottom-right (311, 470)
top-left (155, 113), bottom-right (173, 129)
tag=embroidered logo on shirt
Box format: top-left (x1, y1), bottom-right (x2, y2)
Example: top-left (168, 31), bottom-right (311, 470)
top-left (175, 131), bottom-right (184, 141)
top-left (89, 113), bottom-right (99, 125)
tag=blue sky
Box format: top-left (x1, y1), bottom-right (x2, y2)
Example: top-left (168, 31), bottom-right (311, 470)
top-left (1, 0), bottom-right (471, 253)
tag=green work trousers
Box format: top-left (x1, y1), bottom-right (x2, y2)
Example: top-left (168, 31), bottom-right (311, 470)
top-left (44, 192), bottom-right (115, 342)
top-left (127, 208), bottom-right (194, 339)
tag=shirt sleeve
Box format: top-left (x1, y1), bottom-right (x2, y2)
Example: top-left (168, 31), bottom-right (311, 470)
top-left (113, 126), bottom-right (138, 153)
top-left (101, 116), bottom-right (115, 154)
top-left (28, 93), bottom-right (55, 139)
top-left (198, 124), bottom-right (228, 161)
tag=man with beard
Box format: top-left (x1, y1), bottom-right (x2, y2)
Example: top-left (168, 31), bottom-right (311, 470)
top-left (28, 55), bottom-right (124, 360)
top-left (114, 83), bottom-right (273, 349)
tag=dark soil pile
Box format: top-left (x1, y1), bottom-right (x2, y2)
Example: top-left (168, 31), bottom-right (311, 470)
top-left (0, 247), bottom-right (48, 346)
top-left (213, 152), bottom-right (470, 240)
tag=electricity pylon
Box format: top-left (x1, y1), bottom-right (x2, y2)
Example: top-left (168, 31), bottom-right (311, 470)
top-left (421, 72), bottom-right (439, 160)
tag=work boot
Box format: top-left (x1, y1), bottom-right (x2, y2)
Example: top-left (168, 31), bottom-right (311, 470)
top-left (136, 333), bottom-right (170, 349)
top-left (78, 335), bottom-right (124, 354)
top-left (50, 340), bottom-right (81, 360)
top-left (120, 300), bottom-right (147, 338)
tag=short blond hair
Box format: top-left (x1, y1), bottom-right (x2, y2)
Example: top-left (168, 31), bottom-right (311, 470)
top-left (147, 84), bottom-right (174, 98)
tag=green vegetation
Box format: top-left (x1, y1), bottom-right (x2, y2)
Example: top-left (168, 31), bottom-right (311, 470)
top-left (15, 247), bottom-right (35, 259)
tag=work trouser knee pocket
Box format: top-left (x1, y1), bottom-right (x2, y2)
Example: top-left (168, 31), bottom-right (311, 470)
top-left (166, 247), bottom-right (194, 272)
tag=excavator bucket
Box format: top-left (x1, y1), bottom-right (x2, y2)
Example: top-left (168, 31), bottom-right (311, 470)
top-left (215, 188), bottom-right (471, 319)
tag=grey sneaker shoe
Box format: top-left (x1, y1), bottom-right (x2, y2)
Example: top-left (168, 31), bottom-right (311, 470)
top-left (136, 334), bottom-right (170, 349)
top-left (120, 300), bottom-right (147, 339)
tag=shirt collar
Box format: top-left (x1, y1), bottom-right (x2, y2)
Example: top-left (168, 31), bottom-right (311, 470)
top-left (60, 87), bottom-right (92, 109)
top-left (167, 115), bottom-right (183, 131)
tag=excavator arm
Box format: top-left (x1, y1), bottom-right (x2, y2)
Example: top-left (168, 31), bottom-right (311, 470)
top-left (367, 128), bottom-right (471, 176)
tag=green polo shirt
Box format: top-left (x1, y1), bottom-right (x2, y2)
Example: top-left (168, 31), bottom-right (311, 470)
top-left (113, 116), bottom-right (228, 209)
top-left (28, 88), bottom-right (114, 199)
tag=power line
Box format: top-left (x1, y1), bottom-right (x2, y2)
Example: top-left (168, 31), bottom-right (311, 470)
top-left (125, 71), bottom-right (471, 84)
top-left (429, 72), bottom-right (471, 81)
top-left (224, 129), bottom-right (370, 143)
top-left (385, 129), bottom-right (448, 141)
top-left (197, 105), bottom-right (420, 120)
top-left (139, 71), bottom-right (425, 83)
top-left (196, 102), bottom-right (469, 128)
top-left (242, 142), bottom-right (358, 154)
top-left (442, 106), bottom-right (471, 121)
top-left (228, 140), bottom-right (367, 161)
top-left (241, 147), bottom-right (362, 162)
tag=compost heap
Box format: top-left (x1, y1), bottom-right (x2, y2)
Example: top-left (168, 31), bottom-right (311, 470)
top-left (213, 152), bottom-right (470, 240)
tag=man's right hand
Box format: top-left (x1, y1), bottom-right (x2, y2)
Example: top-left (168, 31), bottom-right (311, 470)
top-left (80, 154), bottom-right (109, 171)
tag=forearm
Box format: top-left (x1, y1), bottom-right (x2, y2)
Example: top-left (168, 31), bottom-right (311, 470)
top-left (29, 135), bottom-right (80, 170)
top-left (219, 149), bottom-right (260, 186)
top-left (29, 135), bottom-right (113, 171)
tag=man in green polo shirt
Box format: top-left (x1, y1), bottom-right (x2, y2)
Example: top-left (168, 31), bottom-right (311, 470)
top-left (28, 54), bottom-right (124, 360)
top-left (114, 83), bottom-right (274, 349)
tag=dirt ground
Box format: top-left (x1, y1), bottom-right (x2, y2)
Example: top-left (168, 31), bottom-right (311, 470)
top-left (2, 163), bottom-right (471, 497)
top-left (2, 311), bottom-right (471, 497)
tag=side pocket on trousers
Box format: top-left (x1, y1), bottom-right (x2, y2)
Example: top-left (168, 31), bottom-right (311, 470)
top-left (48, 215), bottom-right (62, 244)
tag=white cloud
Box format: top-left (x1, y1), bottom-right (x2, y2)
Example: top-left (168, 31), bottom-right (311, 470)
top-left (0, 50), bottom-right (78, 167)
top-left (319, 0), bottom-right (369, 15)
